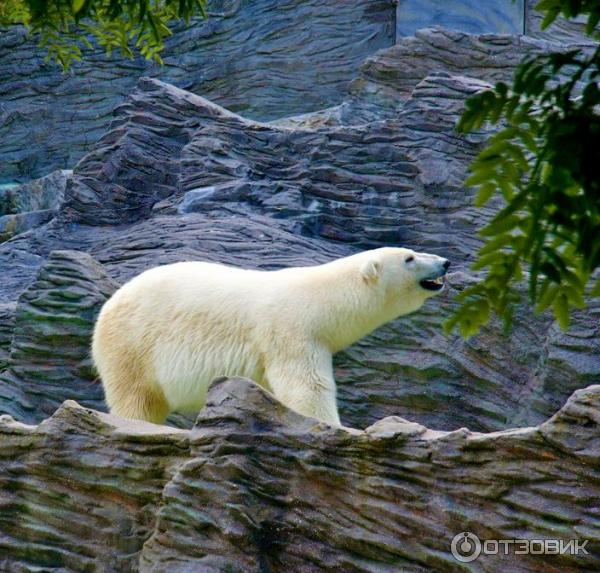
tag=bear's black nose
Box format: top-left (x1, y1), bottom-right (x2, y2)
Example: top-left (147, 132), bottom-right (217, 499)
top-left (443, 259), bottom-right (451, 271)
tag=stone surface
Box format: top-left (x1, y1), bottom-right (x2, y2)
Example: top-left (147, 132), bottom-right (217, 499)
top-left (172, 70), bottom-right (492, 257)
top-left (396, 0), bottom-right (526, 37)
top-left (0, 378), bottom-right (598, 572)
top-left (1, 1), bottom-right (595, 185)
top-left (0, 170), bottom-right (71, 215)
top-left (0, 0), bottom-right (394, 182)
top-left (141, 378), bottom-right (600, 572)
top-left (0, 302), bottom-right (15, 372)
top-left (525, 0), bottom-right (598, 43)
top-left (0, 169), bottom-right (71, 243)
top-left (342, 28), bottom-right (588, 125)
top-left (0, 250), bottom-right (117, 421)
top-left (0, 29), bottom-right (598, 433)
top-left (0, 209), bottom-right (55, 243)
top-left (0, 400), bottom-right (190, 573)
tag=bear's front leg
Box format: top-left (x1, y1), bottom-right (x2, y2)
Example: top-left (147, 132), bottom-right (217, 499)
top-left (265, 345), bottom-right (341, 426)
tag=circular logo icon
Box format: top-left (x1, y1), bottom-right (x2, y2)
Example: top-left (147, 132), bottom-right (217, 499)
top-left (451, 531), bottom-right (482, 563)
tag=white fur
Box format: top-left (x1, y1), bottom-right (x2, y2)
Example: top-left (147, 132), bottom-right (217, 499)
top-left (92, 247), bottom-right (448, 426)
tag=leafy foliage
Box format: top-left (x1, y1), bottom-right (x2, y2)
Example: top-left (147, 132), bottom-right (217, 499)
top-left (445, 0), bottom-right (600, 337)
top-left (0, 0), bottom-right (207, 69)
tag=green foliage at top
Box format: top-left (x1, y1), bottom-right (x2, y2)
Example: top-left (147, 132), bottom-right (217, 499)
top-left (0, 0), bottom-right (207, 69)
top-left (445, 0), bottom-right (600, 337)
top-left (535, 0), bottom-right (600, 34)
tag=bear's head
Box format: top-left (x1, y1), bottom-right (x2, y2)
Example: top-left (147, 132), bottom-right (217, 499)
top-left (359, 247), bottom-right (450, 317)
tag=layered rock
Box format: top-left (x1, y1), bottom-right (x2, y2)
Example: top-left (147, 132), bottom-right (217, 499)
top-left (0, 302), bottom-right (15, 371)
top-left (0, 250), bottom-right (117, 421)
top-left (0, 378), bottom-right (597, 572)
top-left (344, 29), bottom-right (565, 124)
top-left (141, 378), bottom-right (600, 572)
top-left (395, 0), bottom-right (525, 37)
top-left (0, 170), bottom-right (71, 215)
top-left (280, 28), bottom-right (592, 127)
top-left (1, 0), bottom-right (595, 184)
top-left (0, 209), bottom-right (55, 243)
top-left (525, 0), bottom-right (598, 43)
top-left (0, 170), bottom-right (71, 243)
top-left (0, 401), bottom-right (190, 573)
top-left (59, 79), bottom-right (207, 225)
top-left (0, 0), bottom-right (394, 182)
top-left (0, 29), bottom-right (598, 432)
top-left (164, 70), bottom-right (493, 258)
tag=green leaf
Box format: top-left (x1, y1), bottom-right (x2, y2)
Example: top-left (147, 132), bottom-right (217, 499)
top-left (535, 0), bottom-right (560, 10)
top-left (475, 183), bottom-right (497, 206)
top-left (72, 0), bottom-right (85, 14)
top-left (552, 293), bottom-right (570, 329)
top-left (518, 129), bottom-right (537, 153)
top-left (21, 0), bottom-right (208, 69)
top-left (590, 278), bottom-right (600, 297)
top-left (471, 251), bottom-right (507, 271)
top-left (540, 260), bottom-right (561, 282)
top-left (585, 11), bottom-right (600, 34)
top-left (480, 214), bottom-right (522, 237)
top-left (536, 281), bottom-right (559, 312)
top-left (562, 285), bottom-right (586, 309)
top-left (478, 233), bottom-right (518, 256)
top-left (443, 313), bottom-right (461, 335)
top-left (540, 6), bottom-right (561, 29)
top-left (465, 170), bottom-right (496, 188)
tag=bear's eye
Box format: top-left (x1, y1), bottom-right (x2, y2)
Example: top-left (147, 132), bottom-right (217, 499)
top-left (405, 255), bottom-right (414, 263)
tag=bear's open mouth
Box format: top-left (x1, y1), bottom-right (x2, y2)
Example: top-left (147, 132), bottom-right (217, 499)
top-left (419, 273), bottom-right (446, 291)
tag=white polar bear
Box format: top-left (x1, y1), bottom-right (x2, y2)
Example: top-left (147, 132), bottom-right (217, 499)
top-left (92, 247), bottom-right (450, 426)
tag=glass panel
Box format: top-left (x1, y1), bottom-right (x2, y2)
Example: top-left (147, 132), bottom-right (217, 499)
top-left (396, 0), bottom-right (525, 37)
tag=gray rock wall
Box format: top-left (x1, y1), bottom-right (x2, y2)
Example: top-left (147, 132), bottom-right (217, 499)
top-left (1, 0), bottom-right (592, 185)
top-left (0, 401), bottom-right (190, 572)
top-left (0, 302), bottom-right (15, 371)
top-left (0, 250), bottom-right (117, 421)
top-left (396, 0), bottom-right (525, 36)
top-left (0, 0), bottom-right (394, 182)
top-left (0, 170), bottom-right (71, 243)
top-left (0, 170), bottom-right (71, 215)
top-left (0, 32), bottom-right (598, 433)
top-left (525, 0), bottom-right (596, 42)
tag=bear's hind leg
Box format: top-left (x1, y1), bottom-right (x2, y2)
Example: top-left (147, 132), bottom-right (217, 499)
top-left (103, 373), bottom-right (170, 425)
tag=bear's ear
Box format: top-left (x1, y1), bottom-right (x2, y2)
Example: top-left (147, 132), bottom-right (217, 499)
top-left (360, 258), bottom-right (381, 284)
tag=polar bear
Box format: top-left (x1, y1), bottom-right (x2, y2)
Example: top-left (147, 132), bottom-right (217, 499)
top-left (92, 247), bottom-right (450, 426)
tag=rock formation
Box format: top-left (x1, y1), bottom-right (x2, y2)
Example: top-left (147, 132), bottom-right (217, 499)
top-left (0, 250), bottom-right (117, 421)
top-left (0, 12), bottom-right (598, 572)
top-left (0, 0), bottom-right (394, 181)
top-left (0, 377), bottom-right (597, 572)
top-left (1, 30), bottom-right (598, 431)
top-left (0, 400), bottom-right (190, 572)
top-left (0, 170), bottom-right (71, 243)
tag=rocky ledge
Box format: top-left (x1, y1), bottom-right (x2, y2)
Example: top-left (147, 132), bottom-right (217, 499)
top-left (0, 377), bottom-right (598, 572)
